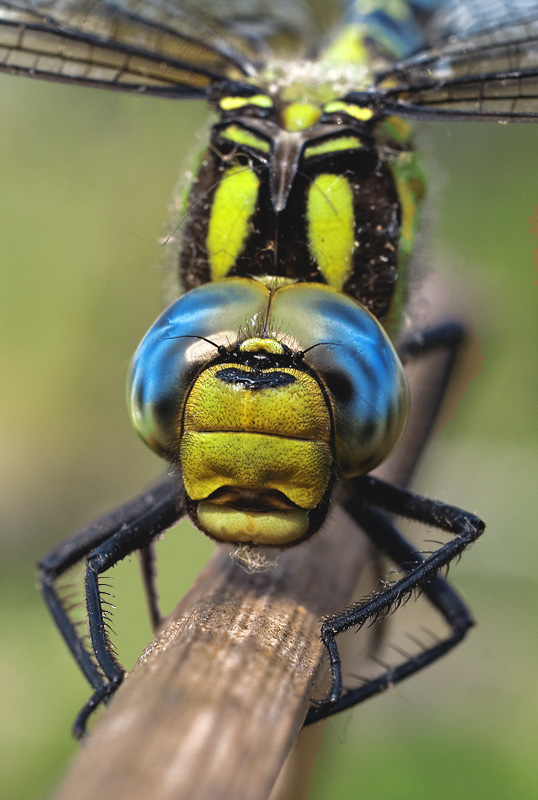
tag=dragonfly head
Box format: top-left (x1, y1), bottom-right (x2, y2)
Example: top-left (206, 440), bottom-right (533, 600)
top-left (128, 278), bottom-right (408, 546)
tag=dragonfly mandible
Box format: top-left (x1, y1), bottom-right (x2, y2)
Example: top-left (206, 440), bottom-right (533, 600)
top-left (2, 0), bottom-right (537, 739)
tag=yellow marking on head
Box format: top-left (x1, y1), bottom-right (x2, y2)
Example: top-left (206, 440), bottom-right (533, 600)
top-left (181, 431), bottom-right (331, 509)
top-left (219, 124), bottom-right (271, 153)
top-left (183, 364), bottom-right (331, 442)
top-left (239, 338), bottom-right (285, 355)
top-left (206, 165), bottom-right (259, 280)
top-left (307, 173), bottom-right (355, 290)
top-left (282, 102), bottom-right (322, 132)
top-left (196, 503), bottom-right (309, 545)
top-left (304, 136), bottom-right (363, 159)
top-left (219, 94), bottom-right (273, 111)
top-left (323, 101), bottom-right (374, 122)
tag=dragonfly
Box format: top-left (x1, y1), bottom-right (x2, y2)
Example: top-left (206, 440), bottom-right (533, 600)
top-left (2, 0), bottom-right (537, 739)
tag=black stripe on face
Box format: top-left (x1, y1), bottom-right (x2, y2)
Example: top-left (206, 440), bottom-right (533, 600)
top-left (215, 368), bottom-right (296, 390)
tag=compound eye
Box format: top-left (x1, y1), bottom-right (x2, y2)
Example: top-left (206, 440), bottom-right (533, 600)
top-left (127, 278), bottom-right (270, 457)
top-left (270, 283), bottom-right (409, 475)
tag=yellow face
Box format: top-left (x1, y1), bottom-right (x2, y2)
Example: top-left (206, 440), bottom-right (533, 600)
top-left (180, 338), bottom-right (334, 545)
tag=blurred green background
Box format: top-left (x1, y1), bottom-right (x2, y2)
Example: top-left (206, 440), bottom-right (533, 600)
top-left (0, 59), bottom-right (537, 800)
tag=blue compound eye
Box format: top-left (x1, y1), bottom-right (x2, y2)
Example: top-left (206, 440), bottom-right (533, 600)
top-left (269, 283), bottom-right (409, 475)
top-left (127, 278), bottom-right (270, 457)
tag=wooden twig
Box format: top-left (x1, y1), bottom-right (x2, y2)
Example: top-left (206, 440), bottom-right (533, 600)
top-left (54, 510), bottom-right (375, 800)
top-left (52, 275), bottom-right (474, 800)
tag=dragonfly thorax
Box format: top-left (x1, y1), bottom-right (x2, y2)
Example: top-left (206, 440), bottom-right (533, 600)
top-left (174, 94), bottom-right (421, 324)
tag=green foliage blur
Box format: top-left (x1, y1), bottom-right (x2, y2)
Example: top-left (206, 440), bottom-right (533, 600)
top-left (0, 71), bottom-right (536, 800)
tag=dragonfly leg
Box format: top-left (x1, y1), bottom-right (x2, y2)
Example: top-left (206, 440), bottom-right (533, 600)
top-left (398, 320), bottom-right (466, 364)
top-left (137, 542), bottom-right (163, 632)
top-left (38, 476), bottom-right (184, 737)
top-left (395, 320), bottom-right (468, 479)
top-left (305, 476), bottom-right (483, 724)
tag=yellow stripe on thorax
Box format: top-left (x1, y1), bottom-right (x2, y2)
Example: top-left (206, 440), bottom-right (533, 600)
top-left (306, 173), bottom-right (355, 290)
top-left (206, 165), bottom-right (260, 280)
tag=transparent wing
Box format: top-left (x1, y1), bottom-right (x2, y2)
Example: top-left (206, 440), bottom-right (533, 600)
top-left (372, 0), bottom-right (538, 121)
top-left (0, 0), bottom-right (313, 98)
top-left (427, 0), bottom-right (538, 40)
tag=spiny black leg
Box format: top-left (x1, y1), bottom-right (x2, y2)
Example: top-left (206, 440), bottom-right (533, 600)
top-left (38, 476), bottom-right (183, 734)
top-left (305, 477), bottom-right (483, 725)
top-left (73, 482), bottom-right (185, 737)
top-left (396, 321), bottom-right (467, 486)
top-left (304, 323), bottom-right (476, 724)
top-left (398, 321), bottom-right (465, 365)
top-left (138, 542), bottom-right (162, 632)
top-left (354, 473), bottom-right (484, 540)
top-left (73, 684), bottom-right (117, 741)
top-left (306, 506), bottom-right (475, 724)
top-left (342, 475), bottom-right (483, 634)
